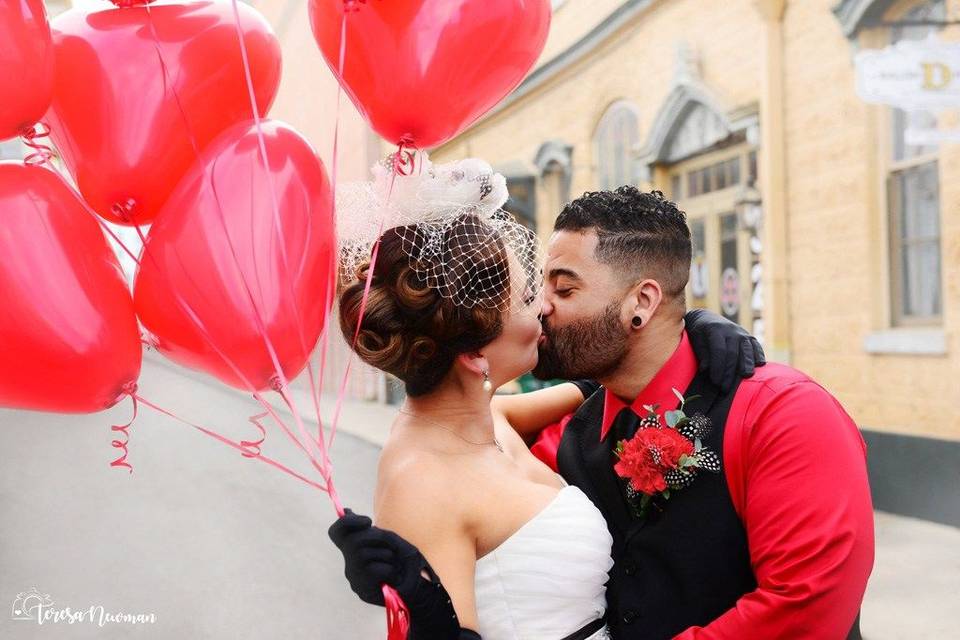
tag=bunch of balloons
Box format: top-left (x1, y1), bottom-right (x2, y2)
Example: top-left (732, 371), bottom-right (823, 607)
top-left (1, 0), bottom-right (549, 634)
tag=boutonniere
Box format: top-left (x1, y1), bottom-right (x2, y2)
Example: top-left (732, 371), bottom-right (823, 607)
top-left (613, 388), bottom-right (720, 519)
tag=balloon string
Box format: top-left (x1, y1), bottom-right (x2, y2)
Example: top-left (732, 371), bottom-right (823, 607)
top-left (220, 0), bottom-right (334, 503)
top-left (134, 393), bottom-right (328, 492)
top-left (144, 5), bottom-right (334, 496)
top-left (329, 141), bottom-right (411, 449)
top-left (330, 5), bottom-right (412, 636)
top-left (129, 211), bottom-right (331, 489)
top-left (318, 3), bottom-right (350, 448)
top-left (20, 123), bottom-right (56, 167)
top-left (109, 383), bottom-right (141, 474)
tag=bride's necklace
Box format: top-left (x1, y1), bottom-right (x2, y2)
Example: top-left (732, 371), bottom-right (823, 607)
top-left (398, 409), bottom-right (504, 453)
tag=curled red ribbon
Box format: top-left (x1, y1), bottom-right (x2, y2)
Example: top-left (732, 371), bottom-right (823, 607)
top-left (20, 123), bottom-right (56, 167)
top-left (392, 136), bottom-right (418, 176)
top-left (109, 382), bottom-right (140, 474)
top-left (241, 411), bottom-right (268, 458)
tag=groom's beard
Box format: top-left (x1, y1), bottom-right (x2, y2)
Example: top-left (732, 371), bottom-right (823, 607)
top-left (533, 301), bottom-right (629, 381)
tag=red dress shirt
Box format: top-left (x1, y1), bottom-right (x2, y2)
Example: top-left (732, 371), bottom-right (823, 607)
top-left (531, 331), bottom-right (875, 639)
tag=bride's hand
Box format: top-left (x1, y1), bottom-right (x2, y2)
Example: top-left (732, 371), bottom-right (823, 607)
top-left (328, 509), bottom-right (426, 605)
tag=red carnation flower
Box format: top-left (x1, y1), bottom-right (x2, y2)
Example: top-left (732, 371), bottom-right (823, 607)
top-left (614, 426), bottom-right (695, 495)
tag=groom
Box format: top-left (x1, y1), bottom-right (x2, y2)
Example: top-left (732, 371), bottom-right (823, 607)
top-left (529, 187), bottom-right (874, 639)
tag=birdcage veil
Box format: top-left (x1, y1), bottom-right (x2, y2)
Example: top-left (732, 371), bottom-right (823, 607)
top-left (336, 152), bottom-right (542, 314)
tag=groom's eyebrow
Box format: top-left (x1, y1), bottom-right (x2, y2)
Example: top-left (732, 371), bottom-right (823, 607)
top-left (548, 267), bottom-right (582, 282)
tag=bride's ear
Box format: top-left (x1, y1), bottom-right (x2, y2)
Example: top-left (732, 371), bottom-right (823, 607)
top-left (456, 351), bottom-right (490, 378)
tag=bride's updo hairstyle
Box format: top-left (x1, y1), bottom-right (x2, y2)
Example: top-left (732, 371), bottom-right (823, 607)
top-left (339, 213), bottom-right (511, 397)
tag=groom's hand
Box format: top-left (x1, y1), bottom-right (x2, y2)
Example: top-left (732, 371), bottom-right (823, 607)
top-left (328, 509), bottom-right (426, 606)
top-left (684, 309), bottom-right (765, 392)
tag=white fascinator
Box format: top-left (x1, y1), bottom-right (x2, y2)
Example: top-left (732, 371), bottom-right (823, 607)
top-left (336, 152), bottom-right (542, 313)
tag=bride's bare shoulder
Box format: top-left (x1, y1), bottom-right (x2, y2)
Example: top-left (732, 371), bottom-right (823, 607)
top-left (373, 439), bottom-right (466, 524)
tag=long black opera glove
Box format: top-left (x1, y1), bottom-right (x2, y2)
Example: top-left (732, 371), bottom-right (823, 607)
top-left (328, 510), bottom-right (481, 640)
top-left (684, 308), bottom-right (765, 393)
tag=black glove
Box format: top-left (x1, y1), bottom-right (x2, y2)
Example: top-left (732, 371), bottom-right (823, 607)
top-left (684, 309), bottom-right (765, 393)
top-left (329, 510), bottom-right (478, 640)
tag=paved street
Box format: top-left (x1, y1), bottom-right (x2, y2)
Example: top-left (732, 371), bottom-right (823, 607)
top-left (1, 357), bottom-right (958, 639)
top-left (0, 357), bottom-right (386, 640)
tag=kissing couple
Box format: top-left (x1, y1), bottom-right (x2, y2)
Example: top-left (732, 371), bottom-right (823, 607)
top-left (328, 155), bottom-right (874, 640)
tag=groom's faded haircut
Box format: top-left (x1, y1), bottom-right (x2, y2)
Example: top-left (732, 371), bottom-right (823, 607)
top-left (554, 187), bottom-right (692, 301)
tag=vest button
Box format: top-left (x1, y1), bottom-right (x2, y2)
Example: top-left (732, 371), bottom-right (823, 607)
top-left (623, 562), bottom-right (637, 576)
top-left (622, 609), bottom-right (640, 624)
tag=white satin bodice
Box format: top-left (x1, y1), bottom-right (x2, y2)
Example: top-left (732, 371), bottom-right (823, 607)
top-left (474, 485), bottom-right (614, 639)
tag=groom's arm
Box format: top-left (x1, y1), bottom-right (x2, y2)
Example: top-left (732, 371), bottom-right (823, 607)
top-left (675, 374), bottom-right (875, 639)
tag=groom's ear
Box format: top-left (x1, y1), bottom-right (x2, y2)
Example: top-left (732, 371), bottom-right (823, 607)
top-left (626, 279), bottom-right (665, 330)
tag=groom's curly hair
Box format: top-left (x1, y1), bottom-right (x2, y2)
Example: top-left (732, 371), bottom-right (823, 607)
top-left (554, 187), bottom-right (692, 302)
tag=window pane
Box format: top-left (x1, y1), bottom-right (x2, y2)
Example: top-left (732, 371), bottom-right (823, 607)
top-left (671, 175), bottom-right (682, 199)
top-left (729, 157), bottom-right (741, 186)
top-left (713, 162), bottom-right (727, 190)
top-left (748, 150), bottom-right (758, 185)
top-left (899, 163), bottom-right (940, 239)
top-left (720, 213), bottom-right (740, 323)
top-left (689, 218), bottom-right (708, 306)
top-left (687, 171), bottom-right (699, 197)
top-left (902, 240), bottom-right (942, 317)
top-left (891, 162), bottom-right (941, 322)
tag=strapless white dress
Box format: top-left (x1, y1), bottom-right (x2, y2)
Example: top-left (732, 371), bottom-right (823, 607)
top-left (474, 484), bottom-right (614, 640)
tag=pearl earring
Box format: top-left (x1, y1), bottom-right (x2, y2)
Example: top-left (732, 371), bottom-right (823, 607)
top-left (482, 370), bottom-right (493, 393)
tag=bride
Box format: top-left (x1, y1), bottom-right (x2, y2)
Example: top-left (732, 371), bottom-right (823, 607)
top-left (329, 154), bottom-right (756, 640)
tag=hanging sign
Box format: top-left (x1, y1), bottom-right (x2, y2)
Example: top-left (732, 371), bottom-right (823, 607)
top-left (855, 37), bottom-right (960, 109)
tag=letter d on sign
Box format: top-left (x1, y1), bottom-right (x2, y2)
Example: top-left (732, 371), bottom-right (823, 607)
top-left (922, 62), bottom-right (952, 90)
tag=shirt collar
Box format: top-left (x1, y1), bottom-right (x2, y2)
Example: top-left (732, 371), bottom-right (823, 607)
top-left (600, 330), bottom-right (699, 442)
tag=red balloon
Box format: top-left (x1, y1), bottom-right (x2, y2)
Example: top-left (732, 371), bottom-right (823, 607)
top-left (133, 120), bottom-right (334, 392)
top-left (0, 163), bottom-right (142, 413)
top-left (46, 0), bottom-right (282, 226)
top-left (309, 0), bottom-right (551, 149)
top-left (0, 0), bottom-right (55, 141)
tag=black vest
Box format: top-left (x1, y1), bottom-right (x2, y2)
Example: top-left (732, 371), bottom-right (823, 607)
top-left (558, 372), bottom-right (864, 639)
top-left (558, 372), bottom-right (755, 639)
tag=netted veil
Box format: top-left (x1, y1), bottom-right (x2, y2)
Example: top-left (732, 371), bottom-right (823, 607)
top-left (336, 152), bottom-right (542, 313)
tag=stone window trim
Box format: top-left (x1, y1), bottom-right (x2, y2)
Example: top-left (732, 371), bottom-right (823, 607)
top-left (863, 328), bottom-right (948, 356)
top-left (833, 0), bottom-right (954, 37)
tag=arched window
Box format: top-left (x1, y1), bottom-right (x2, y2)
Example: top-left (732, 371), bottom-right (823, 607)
top-left (594, 101), bottom-right (639, 190)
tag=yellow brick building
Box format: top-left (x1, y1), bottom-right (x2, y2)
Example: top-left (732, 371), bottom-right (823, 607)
top-left (433, 0), bottom-right (960, 524)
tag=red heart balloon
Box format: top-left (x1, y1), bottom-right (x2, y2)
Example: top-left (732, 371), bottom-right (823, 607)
top-left (0, 163), bottom-right (142, 413)
top-left (46, 0), bottom-right (282, 226)
top-left (133, 120), bottom-right (334, 392)
top-left (0, 0), bottom-right (55, 141)
top-left (309, 0), bottom-right (551, 149)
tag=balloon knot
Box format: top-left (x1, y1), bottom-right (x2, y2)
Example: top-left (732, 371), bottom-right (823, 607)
top-left (392, 136), bottom-right (417, 176)
top-left (122, 382), bottom-right (139, 396)
top-left (111, 199), bottom-right (138, 223)
top-left (269, 376), bottom-right (285, 392)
